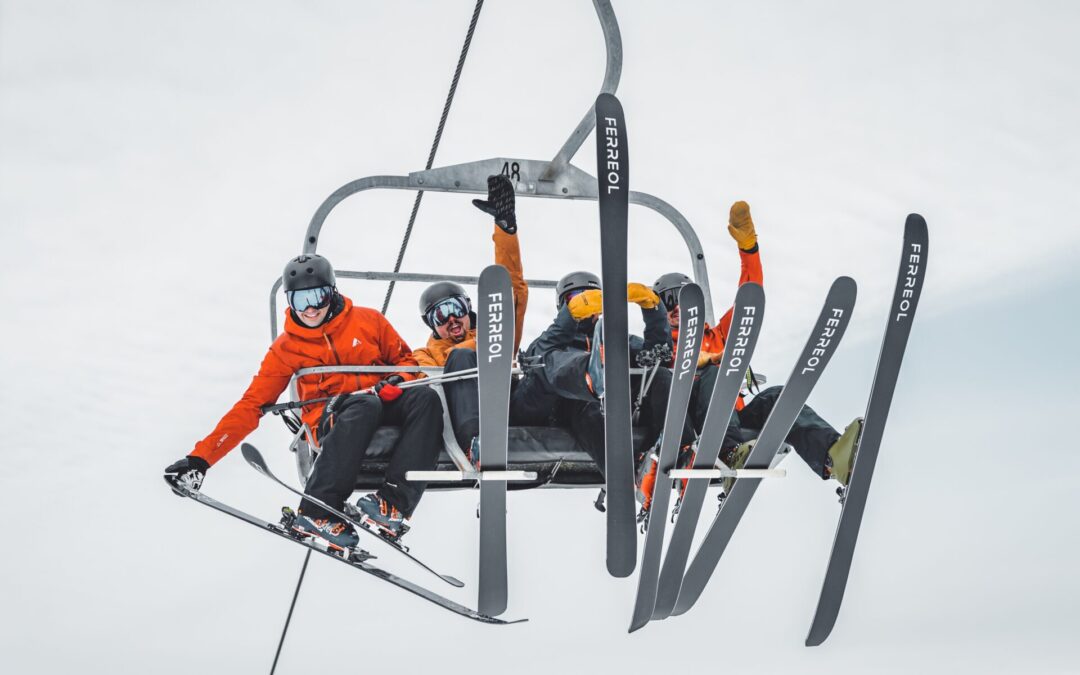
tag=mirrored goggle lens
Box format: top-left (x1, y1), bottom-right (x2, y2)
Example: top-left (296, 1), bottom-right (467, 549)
top-left (426, 297), bottom-right (469, 327)
top-left (288, 286), bottom-right (332, 313)
top-left (660, 289), bottom-right (680, 311)
top-left (560, 288), bottom-right (586, 308)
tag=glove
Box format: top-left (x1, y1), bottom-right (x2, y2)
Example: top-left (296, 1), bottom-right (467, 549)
top-left (627, 282), bottom-right (661, 309)
top-left (374, 375), bottom-right (405, 403)
top-left (472, 174), bottom-right (517, 234)
top-left (164, 456), bottom-right (210, 497)
top-left (697, 351), bottom-right (722, 368)
top-left (568, 288), bottom-right (604, 321)
top-left (727, 200), bottom-right (757, 251)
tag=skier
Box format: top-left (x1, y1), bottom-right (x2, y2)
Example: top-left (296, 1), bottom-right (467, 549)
top-left (652, 201), bottom-right (860, 489)
top-left (411, 175), bottom-right (528, 461)
top-left (508, 270), bottom-right (692, 495)
top-left (164, 254), bottom-right (443, 546)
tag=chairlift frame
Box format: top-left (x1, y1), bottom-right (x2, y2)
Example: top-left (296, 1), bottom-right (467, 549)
top-left (270, 0), bottom-right (720, 490)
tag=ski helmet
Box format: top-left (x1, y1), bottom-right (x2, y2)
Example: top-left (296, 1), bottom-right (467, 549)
top-left (652, 272), bottom-right (692, 311)
top-left (556, 271), bottom-right (601, 308)
top-left (419, 281), bottom-right (472, 326)
top-left (283, 254), bottom-right (336, 292)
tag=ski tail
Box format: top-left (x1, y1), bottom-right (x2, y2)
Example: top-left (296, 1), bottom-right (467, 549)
top-left (805, 214), bottom-right (928, 646)
top-left (673, 276), bottom-right (857, 616)
top-left (477, 264), bottom-right (514, 617)
top-left (628, 283), bottom-right (705, 632)
top-left (652, 282), bottom-right (765, 620)
top-left (595, 92), bottom-right (636, 578)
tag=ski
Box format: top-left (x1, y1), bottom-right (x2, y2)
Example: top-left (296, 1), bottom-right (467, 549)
top-left (652, 281), bottom-right (766, 620)
top-left (594, 92), bottom-right (636, 578)
top-left (477, 264), bottom-right (515, 616)
top-left (673, 276), bottom-right (858, 616)
top-left (170, 483), bottom-right (524, 625)
top-left (805, 214), bottom-right (928, 646)
top-left (240, 443), bottom-right (464, 588)
top-left (628, 283), bottom-right (705, 632)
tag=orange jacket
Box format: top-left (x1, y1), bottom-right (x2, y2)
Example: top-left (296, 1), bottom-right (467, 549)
top-left (191, 296), bottom-right (419, 465)
top-left (413, 225), bottom-right (529, 367)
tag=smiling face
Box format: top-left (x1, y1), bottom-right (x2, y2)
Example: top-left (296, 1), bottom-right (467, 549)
top-left (434, 312), bottom-right (471, 342)
top-left (297, 304), bottom-right (330, 327)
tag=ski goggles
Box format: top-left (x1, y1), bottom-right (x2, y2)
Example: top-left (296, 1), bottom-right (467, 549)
top-left (659, 288), bottom-right (683, 312)
top-left (425, 296), bottom-right (471, 327)
top-left (287, 285), bottom-right (333, 313)
top-left (559, 288), bottom-right (587, 308)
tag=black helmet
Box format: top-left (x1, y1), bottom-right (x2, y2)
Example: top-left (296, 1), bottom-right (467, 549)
top-left (419, 281), bottom-right (472, 326)
top-left (283, 254), bottom-right (336, 292)
top-left (653, 272), bottom-right (692, 310)
top-left (556, 271), bottom-right (601, 308)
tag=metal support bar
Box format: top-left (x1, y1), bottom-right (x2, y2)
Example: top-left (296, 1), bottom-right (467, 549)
top-left (406, 470), bottom-right (540, 482)
top-left (667, 468), bottom-right (787, 480)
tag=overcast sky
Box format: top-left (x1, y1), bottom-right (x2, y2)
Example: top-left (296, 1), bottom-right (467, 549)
top-left (2, 1), bottom-right (1078, 673)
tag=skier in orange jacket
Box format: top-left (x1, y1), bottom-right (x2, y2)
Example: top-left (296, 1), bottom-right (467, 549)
top-left (412, 175), bottom-right (528, 459)
top-left (164, 254), bottom-right (442, 547)
top-left (651, 201), bottom-right (859, 496)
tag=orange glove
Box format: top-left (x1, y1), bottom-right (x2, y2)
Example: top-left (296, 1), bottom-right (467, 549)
top-left (568, 288), bottom-right (604, 321)
top-left (728, 200), bottom-right (757, 251)
top-left (627, 282), bottom-right (661, 309)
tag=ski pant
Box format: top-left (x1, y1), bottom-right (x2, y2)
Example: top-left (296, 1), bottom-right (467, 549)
top-left (721, 384), bottom-right (840, 478)
top-left (301, 387), bottom-right (443, 519)
top-left (511, 350), bottom-right (694, 476)
top-left (442, 348), bottom-right (480, 451)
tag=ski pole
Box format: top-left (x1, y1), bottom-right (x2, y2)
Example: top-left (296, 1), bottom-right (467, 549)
top-left (260, 366), bottom-right (519, 415)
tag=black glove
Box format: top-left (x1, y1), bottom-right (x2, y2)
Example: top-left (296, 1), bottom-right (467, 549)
top-left (472, 174), bottom-right (517, 234)
top-left (164, 456), bottom-right (210, 497)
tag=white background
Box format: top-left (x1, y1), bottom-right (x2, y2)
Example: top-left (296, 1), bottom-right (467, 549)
top-left (2, 1), bottom-right (1078, 673)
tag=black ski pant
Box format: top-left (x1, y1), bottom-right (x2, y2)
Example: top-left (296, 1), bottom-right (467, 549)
top-left (720, 384), bottom-right (841, 478)
top-left (301, 387), bottom-right (443, 519)
top-left (512, 350), bottom-right (694, 476)
top-left (442, 348), bottom-right (480, 451)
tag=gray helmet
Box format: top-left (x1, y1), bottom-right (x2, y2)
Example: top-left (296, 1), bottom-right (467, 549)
top-left (283, 254), bottom-right (336, 292)
top-left (419, 280), bottom-right (471, 316)
top-left (653, 272), bottom-right (692, 310)
top-left (556, 270), bottom-right (601, 308)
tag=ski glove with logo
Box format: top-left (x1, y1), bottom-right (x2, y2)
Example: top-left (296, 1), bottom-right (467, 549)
top-left (472, 174), bottom-right (517, 234)
top-left (374, 375), bottom-right (405, 402)
top-left (568, 288), bottom-right (605, 321)
top-left (164, 455), bottom-right (210, 497)
top-left (727, 200), bottom-right (758, 251)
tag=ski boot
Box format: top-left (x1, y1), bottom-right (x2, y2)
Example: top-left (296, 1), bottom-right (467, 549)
top-left (635, 447), bottom-right (658, 532)
top-left (825, 418), bottom-right (864, 487)
top-left (288, 509), bottom-right (360, 552)
top-left (354, 493), bottom-right (410, 541)
top-left (585, 318), bottom-right (605, 398)
top-left (720, 439), bottom-right (756, 494)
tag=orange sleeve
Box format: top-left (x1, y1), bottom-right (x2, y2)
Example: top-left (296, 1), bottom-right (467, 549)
top-left (378, 314), bottom-right (421, 382)
top-left (715, 247), bottom-right (764, 344)
top-left (493, 226), bottom-right (528, 354)
top-left (190, 345), bottom-right (293, 466)
top-left (412, 346), bottom-right (439, 369)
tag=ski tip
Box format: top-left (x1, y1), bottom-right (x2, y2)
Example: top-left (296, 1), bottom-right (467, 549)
top-left (595, 91), bottom-right (621, 109)
top-left (627, 617), bottom-right (649, 634)
top-left (443, 575), bottom-right (465, 588)
top-left (905, 212), bottom-right (927, 229)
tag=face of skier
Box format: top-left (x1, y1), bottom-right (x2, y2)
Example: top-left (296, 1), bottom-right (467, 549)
top-left (297, 304), bottom-right (330, 327)
top-left (287, 286), bottom-right (333, 328)
top-left (434, 312), bottom-right (470, 342)
top-left (666, 304), bottom-right (680, 329)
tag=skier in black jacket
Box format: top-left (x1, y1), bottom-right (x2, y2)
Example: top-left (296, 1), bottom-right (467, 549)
top-left (509, 271), bottom-right (693, 484)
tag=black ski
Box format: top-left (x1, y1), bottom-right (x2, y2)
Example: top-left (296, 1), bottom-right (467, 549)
top-left (806, 214), bottom-right (928, 646)
top-left (171, 484), bottom-right (525, 624)
top-left (595, 92), bottom-right (635, 577)
top-left (239, 443), bottom-right (464, 588)
top-left (628, 283), bottom-right (705, 632)
top-left (477, 264), bottom-right (514, 616)
top-left (673, 276), bottom-right (858, 616)
top-left (652, 282), bottom-right (765, 620)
